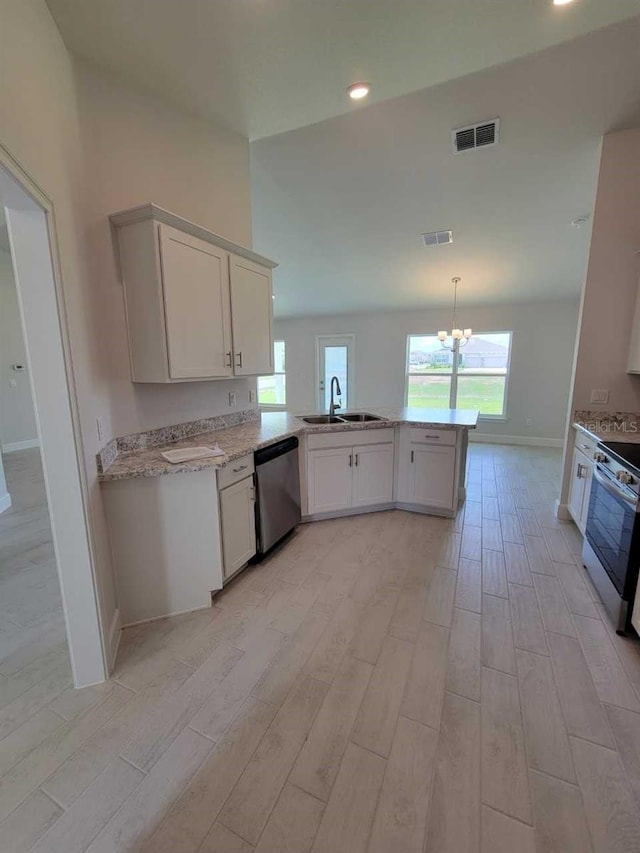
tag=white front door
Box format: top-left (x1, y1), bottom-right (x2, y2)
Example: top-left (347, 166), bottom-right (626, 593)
top-left (316, 334), bottom-right (355, 412)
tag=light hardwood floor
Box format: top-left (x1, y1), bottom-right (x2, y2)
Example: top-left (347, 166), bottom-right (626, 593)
top-left (2, 444), bottom-right (640, 851)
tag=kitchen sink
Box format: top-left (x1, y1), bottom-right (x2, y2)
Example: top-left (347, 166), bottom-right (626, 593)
top-left (338, 412), bottom-right (384, 422)
top-left (301, 415), bottom-right (345, 424)
top-left (301, 412), bottom-right (385, 425)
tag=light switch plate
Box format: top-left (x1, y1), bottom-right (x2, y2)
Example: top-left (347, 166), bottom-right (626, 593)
top-left (590, 389), bottom-right (609, 404)
top-left (96, 416), bottom-right (105, 443)
top-left (228, 392), bottom-right (237, 407)
top-left (249, 389), bottom-right (257, 404)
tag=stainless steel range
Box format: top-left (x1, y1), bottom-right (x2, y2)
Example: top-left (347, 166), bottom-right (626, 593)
top-left (583, 440), bottom-right (640, 634)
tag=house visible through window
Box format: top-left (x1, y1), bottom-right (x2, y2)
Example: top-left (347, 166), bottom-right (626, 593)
top-left (258, 340), bottom-right (286, 405)
top-left (405, 332), bottom-right (512, 417)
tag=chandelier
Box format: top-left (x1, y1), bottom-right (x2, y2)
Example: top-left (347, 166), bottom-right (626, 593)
top-left (438, 277), bottom-right (472, 351)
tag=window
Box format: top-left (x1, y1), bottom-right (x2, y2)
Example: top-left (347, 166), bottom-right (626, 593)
top-left (258, 340), bottom-right (286, 406)
top-left (406, 332), bottom-right (512, 417)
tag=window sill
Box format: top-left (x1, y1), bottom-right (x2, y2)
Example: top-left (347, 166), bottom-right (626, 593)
top-left (478, 415), bottom-right (509, 422)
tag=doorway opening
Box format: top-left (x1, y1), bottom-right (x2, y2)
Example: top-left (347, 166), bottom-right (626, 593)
top-left (0, 145), bottom-right (106, 689)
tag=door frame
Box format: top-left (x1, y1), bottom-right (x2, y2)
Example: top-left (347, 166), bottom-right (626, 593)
top-left (315, 334), bottom-right (355, 412)
top-left (0, 141), bottom-right (107, 687)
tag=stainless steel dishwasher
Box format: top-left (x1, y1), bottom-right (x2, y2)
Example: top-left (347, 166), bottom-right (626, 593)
top-left (254, 436), bottom-right (301, 555)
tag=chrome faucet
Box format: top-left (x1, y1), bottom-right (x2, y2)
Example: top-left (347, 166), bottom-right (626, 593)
top-left (329, 376), bottom-right (342, 417)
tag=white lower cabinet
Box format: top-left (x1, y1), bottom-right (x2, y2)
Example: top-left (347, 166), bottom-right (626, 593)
top-left (219, 475), bottom-right (257, 579)
top-left (567, 431), bottom-right (596, 534)
top-left (408, 444), bottom-right (456, 509)
top-left (307, 447), bottom-right (354, 514)
top-left (306, 431), bottom-right (394, 516)
top-left (352, 443), bottom-right (394, 508)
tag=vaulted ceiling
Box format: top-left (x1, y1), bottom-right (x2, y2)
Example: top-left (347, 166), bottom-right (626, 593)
top-left (45, 2), bottom-right (640, 316)
top-left (46, 0), bottom-right (640, 140)
top-left (251, 19), bottom-right (640, 315)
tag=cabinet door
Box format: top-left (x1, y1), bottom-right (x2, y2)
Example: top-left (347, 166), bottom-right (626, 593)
top-left (229, 255), bottom-right (273, 375)
top-left (567, 448), bottom-right (588, 529)
top-left (307, 448), bottom-right (353, 515)
top-left (352, 443), bottom-right (394, 508)
top-left (159, 224), bottom-right (233, 379)
top-left (219, 476), bottom-right (256, 579)
top-left (409, 444), bottom-right (456, 510)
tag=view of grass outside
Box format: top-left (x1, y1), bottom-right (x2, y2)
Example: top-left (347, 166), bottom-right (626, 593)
top-left (407, 373), bottom-right (507, 414)
top-left (406, 332), bottom-right (511, 416)
top-left (258, 340), bottom-right (286, 405)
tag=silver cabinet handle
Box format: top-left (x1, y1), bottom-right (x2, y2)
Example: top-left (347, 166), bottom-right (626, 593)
top-left (411, 450), bottom-right (414, 463)
top-left (425, 433), bottom-right (440, 439)
top-left (348, 454), bottom-right (352, 467)
top-left (233, 464), bottom-right (248, 473)
top-left (355, 453), bottom-right (359, 467)
top-left (226, 351), bottom-right (232, 368)
top-left (235, 352), bottom-right (243, 368)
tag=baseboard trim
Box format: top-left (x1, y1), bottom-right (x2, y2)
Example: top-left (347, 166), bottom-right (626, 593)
top-left (107, 608), bottom-right (122, 672)
top-left (303, 503), bottom-right (395, 523)
top-left (555, 500), bottom-right (573, 522)
top-left (303, 500), bottom-right (457, 522)
top-left (121, 603), bottom-right (211, 630)
top-left (0, 492), bottom-right (12, 514)
top-left (469, 433), bottom-right (563, 448)
top-left (1, 439), bottom-right (40, 453)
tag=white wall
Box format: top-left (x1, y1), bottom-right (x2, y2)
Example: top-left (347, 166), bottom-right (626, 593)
top-left (74, 60), bottom-right (257, 439)
top-left (0, 0), bottom-right (259, 670)
top-left (1, 0), bottom-right (118, 650)
top-left (571, 128), bottom-right (640, 413)
top-left (275, 298), bottom-right (579, 442)
top-left (0, 249), bottom-right (38, 449)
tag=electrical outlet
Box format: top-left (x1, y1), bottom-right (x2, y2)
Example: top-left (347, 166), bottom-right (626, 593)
top-left (96, 416), bottom-right (105, 443)
top-left (228, 391), bottom-right (237, 407)
top-left (590, 389), bottom-right (609, 404)
top-left (9, 379), bottom-right (17, 389)
top-left (249, 388), bottom-right (257, 404)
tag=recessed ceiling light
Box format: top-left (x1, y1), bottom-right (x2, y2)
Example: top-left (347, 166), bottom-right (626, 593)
top-left (347, 82), bottom-right (370, 100)
top-left (571, 215), bottom-right (590, 228)
top-left (553, 0), bottom-right (575, 5)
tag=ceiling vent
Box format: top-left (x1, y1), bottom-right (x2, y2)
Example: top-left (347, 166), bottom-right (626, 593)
top-left (452, 118), bottom-right (500, 154)
top-left (422, 230), bottom-right (453, 247)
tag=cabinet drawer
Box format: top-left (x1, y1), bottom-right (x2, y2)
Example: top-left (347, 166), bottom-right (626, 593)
top-left (574, 429), bottom-right (598, 460)
top-left (307, 427), bottom-right (395, 450)
top-left (409, 427), bottom-right (457, 447)
top-left (218, 454), bottom-right (255, 490)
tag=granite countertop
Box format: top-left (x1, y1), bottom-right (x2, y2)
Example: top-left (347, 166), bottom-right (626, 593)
top-left (100, 408), bottom-right (479, 482)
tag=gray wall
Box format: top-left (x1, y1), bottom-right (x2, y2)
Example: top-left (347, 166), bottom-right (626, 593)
top-left (275, 298), bottom-right (580, 442)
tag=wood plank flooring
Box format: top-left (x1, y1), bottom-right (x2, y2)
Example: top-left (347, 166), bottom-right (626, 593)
top-left (3, 444), bottom-right (640, 851)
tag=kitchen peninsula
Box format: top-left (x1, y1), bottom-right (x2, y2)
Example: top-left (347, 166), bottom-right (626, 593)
top-left (100, 408), bottom-right (478, 627)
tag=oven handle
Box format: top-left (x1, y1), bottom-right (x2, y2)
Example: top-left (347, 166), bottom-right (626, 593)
top-left (592, 466), bottom-right (638, 508)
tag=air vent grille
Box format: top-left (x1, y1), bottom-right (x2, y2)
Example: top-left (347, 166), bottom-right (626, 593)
top-left (422, 230), bottom-right (453, 247)
top-left (452, 118), bottom-right (500, 154)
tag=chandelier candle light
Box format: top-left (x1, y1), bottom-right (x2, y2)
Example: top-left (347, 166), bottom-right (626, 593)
top-left (438, 276), bottom-right (472, 409)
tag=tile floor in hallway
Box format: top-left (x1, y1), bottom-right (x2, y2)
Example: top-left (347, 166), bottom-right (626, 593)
top-left (2, 444), bottom-right (640, 851)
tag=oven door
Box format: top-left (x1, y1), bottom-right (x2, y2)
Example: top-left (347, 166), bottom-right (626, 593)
top-left (585, 464), bottom-right (638, 596)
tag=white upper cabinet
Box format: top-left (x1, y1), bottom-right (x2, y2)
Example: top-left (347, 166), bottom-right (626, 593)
top-left (159, 225), bottom-right (233, 379)
top-left (229, 255), bottom-right (273, 375)
top-left (111, 204), bottom-right (276, 383)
